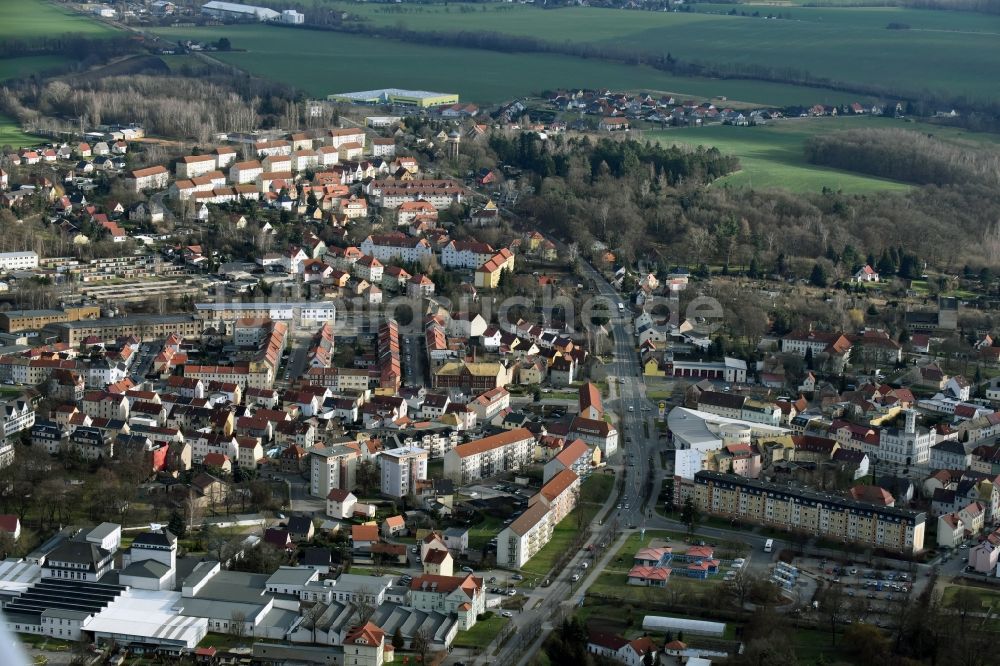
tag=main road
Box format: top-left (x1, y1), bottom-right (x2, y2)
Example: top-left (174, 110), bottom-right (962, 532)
top-left (465, 259), bottom-right (659, 666)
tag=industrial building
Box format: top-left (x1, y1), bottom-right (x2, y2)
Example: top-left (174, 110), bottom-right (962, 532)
top-left (200, 1), bottom-right (280, 21)
top-left (328, 89), bottom-right (460, 108)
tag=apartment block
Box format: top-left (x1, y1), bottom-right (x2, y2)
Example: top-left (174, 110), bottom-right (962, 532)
top-left (443, 428), bottom-right (535, 484)
top-left (693, 471), bottom-right (925, 554)
top-left (379, 446), bottom-right (428, 499)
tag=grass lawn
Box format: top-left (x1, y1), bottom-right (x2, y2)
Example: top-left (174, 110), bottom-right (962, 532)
top-left (452, 615), bottom-right (510, 648)
top-left (519, 474), bottom-right (614, 578)
top-left (0, 114), bottom-right (46, 148)
top-left (941, 583), bottom-right (1000, 610)
top-left (0, 0), bottom-right (118, 40)
top-left (326, 3), bottom-right (1000, 101)
top-left (149, 24), bottom-right (865, 106)
top-left (467, 514), bottom-right (505, 550)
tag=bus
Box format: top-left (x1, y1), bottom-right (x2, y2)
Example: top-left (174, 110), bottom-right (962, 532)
top-left (764, 538), bottom-right (774, 553)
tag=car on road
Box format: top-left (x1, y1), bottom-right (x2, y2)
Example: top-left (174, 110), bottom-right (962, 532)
top-left (502, 611), bottom-right (514, 618)
top-left (571, 574), bottom-right (580, 582)
top-left (616, 503), bottom-right (622, 509)
top-left (628, 406), bottom-right (634, 412)
top-left (410, 547), bottom-right (418, 553)
top-left (507, 589), bottom-right (516, 596)
top-left (462, 566), bottom-right (474, 573)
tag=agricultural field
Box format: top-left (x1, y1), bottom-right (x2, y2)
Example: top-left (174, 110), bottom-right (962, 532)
top-left (0, 0), bottom-right (118, 40)
top-left (0, 55), bottom-right (68, 82)
top-left (328, 2), bottom-right (1000, 102)
top-left (648, 115), bottom-right (1000, 192)
top-left (149, 25), bottom-right (864, 106)
top-left (0, 0), bottom-right (118, 82)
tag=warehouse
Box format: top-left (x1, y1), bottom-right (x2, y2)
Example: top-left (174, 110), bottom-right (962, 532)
top-left (201, 1), bottom-right (280, 21)
top-left (328, 89), bottom-right (459, 108)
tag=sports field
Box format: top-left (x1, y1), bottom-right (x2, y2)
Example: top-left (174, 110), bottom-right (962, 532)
top-left (327, 3), bottom-right (1000, 101)
top-left (150, 25), bottom-right (866, 106)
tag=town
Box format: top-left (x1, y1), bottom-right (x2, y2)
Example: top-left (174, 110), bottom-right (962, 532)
top-left (0, 2), bottom-right (999, 666)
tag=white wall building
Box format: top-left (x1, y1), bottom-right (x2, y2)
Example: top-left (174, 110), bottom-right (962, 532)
top-left (380, 446), bottom-right (428, 499)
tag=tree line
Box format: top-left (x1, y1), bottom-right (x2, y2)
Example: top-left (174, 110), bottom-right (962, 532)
top-left (804, 127), bottom-right (1000, 187)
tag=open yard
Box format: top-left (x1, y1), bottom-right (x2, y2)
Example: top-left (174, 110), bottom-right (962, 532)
top-left (149, 25), bottom-right (865, 107)
top-left (942, 583), bottom-right (1000, 611)
top-left (451, 614), bottom-right (509, 648)
top-left (650, 115), bottom-right (1000, 192)
top-left (326, 3), bottom-right (1000, 103)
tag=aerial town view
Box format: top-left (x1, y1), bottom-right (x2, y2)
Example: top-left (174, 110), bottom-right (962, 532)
top-left (0, 1), bottom-right (999, 665)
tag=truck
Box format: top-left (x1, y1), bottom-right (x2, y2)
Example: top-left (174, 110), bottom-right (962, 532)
top-left (764, 538), bottom-right (774, 553)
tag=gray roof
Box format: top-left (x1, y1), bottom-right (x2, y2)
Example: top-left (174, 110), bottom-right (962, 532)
top-left (48, 541), bottom-right (110, 567)
top-left (370, 602), bottom-right (457, 645)
top-left (131, 530), bottom-right (176, 548)
top-left (265, 566), bottom-right (317, 588)
top-left (87, 523), bottom-right (120, 541)
top-left (443, 527), bottom-right (468, 538)
top-left (119, 559), bottom-right (170, 579)
top-left (194, 570), bottom-right (270, 604)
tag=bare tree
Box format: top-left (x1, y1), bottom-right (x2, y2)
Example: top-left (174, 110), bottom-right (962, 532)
top-left (350, 586), bottom-right (376, 625)
top-left (229, 610), bottom-right (247, 639)
top-left (412, 627), bottom-right (431, 664)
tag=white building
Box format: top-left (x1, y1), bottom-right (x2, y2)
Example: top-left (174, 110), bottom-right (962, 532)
top-left (443, 428), bottom-right (535, 484)
top-left (0, 251), bottom-right (39, 272)
top-left (309, 444), bottom-right (359, 499)
top-left (380, 446), bottom-right (428, 499)
top-left (281, 9), bottom-right (304, 23)
top-left (878, 410), bottom-right (934, 466)
top-left (201, 1), bottom-right (280, 21)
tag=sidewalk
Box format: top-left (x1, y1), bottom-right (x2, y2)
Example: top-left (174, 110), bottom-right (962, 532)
top-left (478, 462), bottom-right (624, 665)
top-left (514, 529), bottom-right (633, 666)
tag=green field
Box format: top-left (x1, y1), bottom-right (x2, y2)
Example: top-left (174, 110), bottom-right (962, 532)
top-left (649, 114), bottom-right (1000, 192)
top-left (0, 114), bottom-right (44, 148)
top-left (0, 0), bottom-right (118, 83)
top-left (452, 614), bottom-right (510, 648)
top-left (328, 3), bottom-right (1000, 102)
top-left (149, 25), bottom-right (868, 106)
top-left (0, 55), bottom-right (69, 81)
top-left (0, 0), bottom-right (117, 39)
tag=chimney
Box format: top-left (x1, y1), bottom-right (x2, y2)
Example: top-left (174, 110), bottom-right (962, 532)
top-left (905, 409), bottom-right (917, 434)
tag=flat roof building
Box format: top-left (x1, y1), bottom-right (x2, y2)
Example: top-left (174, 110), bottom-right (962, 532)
top-left (329, 89), bottom-right (459, 108)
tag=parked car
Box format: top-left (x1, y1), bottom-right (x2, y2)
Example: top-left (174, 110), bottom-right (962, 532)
top-left (502, 611), bottom-right (514, 618)
top-left (462, 566), bottom-right (474, 573)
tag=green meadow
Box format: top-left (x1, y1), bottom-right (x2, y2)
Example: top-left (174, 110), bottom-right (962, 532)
top-left (0, 55), bottom-right (68, 82)
top-left (0, 115), bottom-right (44, 148)
top-left (326, 3), bottom-right (1000, 101)
top-left (150, 25), bottom-right (866, 106)
top-left (650, 116), bottom-right (919, 192)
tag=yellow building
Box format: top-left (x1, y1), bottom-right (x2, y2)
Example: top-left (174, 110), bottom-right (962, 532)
top-left (474, 248), bottom-right (515, 289)
top-left (694, 471), bottom-right (925, 554)
top-left (0, 305), bottom-right (102, 333)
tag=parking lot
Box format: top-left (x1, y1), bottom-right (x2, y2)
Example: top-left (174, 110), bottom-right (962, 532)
top-left (793, 556), bottom-right (919, 627)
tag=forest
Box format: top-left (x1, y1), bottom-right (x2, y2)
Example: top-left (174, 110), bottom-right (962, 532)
top-left (804, 128), bottom-right (1000, 187)
top-left (471, 131), bottom-right (1000, 272)
top-left (0, 73), bottom-right (304, 142)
